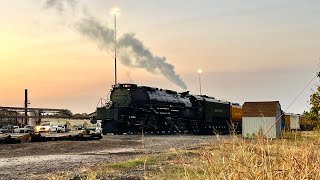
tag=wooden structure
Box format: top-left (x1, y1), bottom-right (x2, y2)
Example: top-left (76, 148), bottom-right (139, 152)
top-left (242, 101), bottom-right (282, 138)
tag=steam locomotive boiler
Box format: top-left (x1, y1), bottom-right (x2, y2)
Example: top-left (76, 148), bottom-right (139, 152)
top-left (94, 83), bottom-right (242, 135)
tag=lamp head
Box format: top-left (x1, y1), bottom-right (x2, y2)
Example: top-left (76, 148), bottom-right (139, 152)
top-left (111, 7), bottom-right (120, 16)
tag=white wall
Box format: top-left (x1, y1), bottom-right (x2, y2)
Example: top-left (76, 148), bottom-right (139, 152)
top-left (290, 115), bottom-right (300, 130)
top-left (242, 117), bottom-right (281, 138)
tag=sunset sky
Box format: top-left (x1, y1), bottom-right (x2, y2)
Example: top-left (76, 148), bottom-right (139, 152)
top-left (0, 0), bottom-right (319, 114)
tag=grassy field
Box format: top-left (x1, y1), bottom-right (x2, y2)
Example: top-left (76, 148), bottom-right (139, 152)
top-left (47, 131), bottom-right (320, 180)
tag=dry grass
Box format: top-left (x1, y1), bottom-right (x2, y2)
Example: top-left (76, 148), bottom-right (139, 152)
top-left (158, 131), bottom-right (320, 180)
top-left (46, 131), bottom-right (320, 180)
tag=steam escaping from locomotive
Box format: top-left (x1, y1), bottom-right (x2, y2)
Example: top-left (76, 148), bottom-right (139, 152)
top-left (43, 0), bottom-right (78, 13)
top-left (118, 34), bottom-right (187, 90)
top-left (42, 0), bottom-right (188, 90)
top-left (75, 16), bottom-right (188, 90)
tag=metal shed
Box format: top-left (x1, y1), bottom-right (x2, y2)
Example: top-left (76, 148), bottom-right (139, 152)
top-left (242, 101), bottom-right (282, 139)
top-left (284, 113), bottom-right (300, 130)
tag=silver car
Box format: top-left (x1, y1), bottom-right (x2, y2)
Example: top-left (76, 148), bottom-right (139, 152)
top-left (14, 125), bottom-right (34, 133)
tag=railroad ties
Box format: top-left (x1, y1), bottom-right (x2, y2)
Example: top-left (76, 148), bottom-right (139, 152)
top-left (0, 131), bottom-right (102, 144)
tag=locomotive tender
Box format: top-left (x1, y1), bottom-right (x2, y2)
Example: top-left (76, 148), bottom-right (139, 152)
top-left (94, 83), bottom-right (242, 135)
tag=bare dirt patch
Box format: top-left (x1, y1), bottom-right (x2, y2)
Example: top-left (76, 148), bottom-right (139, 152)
top-left (0, 134), bottom-right (226, 179)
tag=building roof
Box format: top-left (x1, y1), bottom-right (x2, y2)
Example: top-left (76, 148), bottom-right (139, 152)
top-left (242, 101), bottom-right (281, 117)
top-left (284, 113), bottom-right (300, 116)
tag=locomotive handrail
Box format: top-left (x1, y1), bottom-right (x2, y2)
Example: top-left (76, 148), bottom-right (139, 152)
top-left (150, 107), bottom-right (159, 115)
top-left (96, 98), bottom-right (107, 108)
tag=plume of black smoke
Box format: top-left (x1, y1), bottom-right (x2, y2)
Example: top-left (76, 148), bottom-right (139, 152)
top-left (43, 0), bottom-right (77, 12)
top-left (76, 16), bottom-right (114, 50)
top-left (42, 0), bottom-right (188, 90)
top-left (75, 17), bottom-right (187, 89)
top-left (118, 34), bottom-right (187, 89)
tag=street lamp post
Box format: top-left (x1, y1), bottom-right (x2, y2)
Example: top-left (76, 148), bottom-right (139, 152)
top-left (112, 8), bottom-right (120, 85)
top-left (197, 69), bottom-right (203, 95)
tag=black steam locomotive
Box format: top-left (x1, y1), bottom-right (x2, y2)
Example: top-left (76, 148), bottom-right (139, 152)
top-left (93, 83), bottom-right (241, 135)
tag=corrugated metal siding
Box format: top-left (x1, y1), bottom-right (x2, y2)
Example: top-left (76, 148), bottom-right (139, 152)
top-left (242, 117), bottom-right (281, 138)
top-left (290, 115), bottom-right (300, 130)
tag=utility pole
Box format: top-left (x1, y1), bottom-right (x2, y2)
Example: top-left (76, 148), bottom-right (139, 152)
top-left (197, 69), bottom-right (203, 95)
top-left (24, 89), bottom-right (29, 126)
top-left (113, 8), bottom-right (120, 85)
top-left (114, 12), bottom-right (117, 85)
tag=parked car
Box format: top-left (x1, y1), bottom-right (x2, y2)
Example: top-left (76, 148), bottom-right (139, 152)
top-left (35, 122), bottom-right (56, 133)
top-left (84, 122), bottom-right (102, 135)
top-left (57, 125), bottom-right (66, 133)
top-left (0, 125), bottom-right (15, 133)
top-left (75, 124), bottom-right (83, 130)
top-left (50, 125), bottom-right (59, 132)
top-left (9, 126), bottom-right (20, 133)
top-left (13, 127), bottom-right (20, 133)
top-left (13, 126), bottom-right (21, 133)
top-left (0, 125), bottom-right (4, 133)
top-left (14, 125), bottom-right (34, 133)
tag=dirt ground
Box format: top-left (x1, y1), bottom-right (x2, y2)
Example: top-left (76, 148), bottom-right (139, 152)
top-left (0, 134), bottom-right (229, 179)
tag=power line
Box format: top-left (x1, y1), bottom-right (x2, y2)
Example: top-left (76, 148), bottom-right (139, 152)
top-left (284, 75), bottom-right (317, 112)
top-left (264, 73), bottom-right (318, 136)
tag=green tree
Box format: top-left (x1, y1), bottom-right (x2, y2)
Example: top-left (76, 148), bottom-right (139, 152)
top-left (304, 73), bottom-right (320, 128)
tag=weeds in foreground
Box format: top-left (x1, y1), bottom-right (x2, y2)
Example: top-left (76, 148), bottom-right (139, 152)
top-left (46, 131), bottom-right (320, 180)
top-left (174, 133), bottom-right (320, 179)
